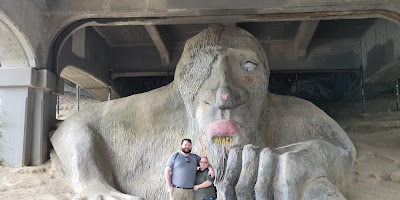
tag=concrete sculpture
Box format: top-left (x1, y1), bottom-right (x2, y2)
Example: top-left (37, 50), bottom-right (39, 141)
top-left (51, 25), bottom-right (355, 200)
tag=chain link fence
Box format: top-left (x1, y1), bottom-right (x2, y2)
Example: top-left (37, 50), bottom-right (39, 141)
top-left (63, 79), bottom-right (92, 97)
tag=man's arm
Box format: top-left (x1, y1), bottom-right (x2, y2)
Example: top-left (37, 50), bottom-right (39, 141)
top-left (207, 164), bottom-right (215, 178)
top-left (165, 167), bottom-right (173, 193)
top-left (194, 180), bottom-right (213, 191)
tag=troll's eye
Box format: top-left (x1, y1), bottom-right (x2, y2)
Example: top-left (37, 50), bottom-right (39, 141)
top-left (242, 61), bottom-right (257, 72)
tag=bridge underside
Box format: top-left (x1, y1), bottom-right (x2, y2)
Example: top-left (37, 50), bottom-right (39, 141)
top-left (1, 1), bottom-right (400, 166)
top-left (55, 18), bottom-right (400, 102)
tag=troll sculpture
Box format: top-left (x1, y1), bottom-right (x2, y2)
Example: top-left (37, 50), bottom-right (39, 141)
top-left (51, 25), bottom-right (355, 200)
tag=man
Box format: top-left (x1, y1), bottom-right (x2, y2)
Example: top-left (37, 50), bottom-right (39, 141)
top-left (194, 157), bottom-right (217, 200)
top-left (165, 139), bottom-right (214, 200)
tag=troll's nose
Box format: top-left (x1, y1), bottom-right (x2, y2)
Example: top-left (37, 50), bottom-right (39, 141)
top-left (216, 85), bottom-right (234, 110)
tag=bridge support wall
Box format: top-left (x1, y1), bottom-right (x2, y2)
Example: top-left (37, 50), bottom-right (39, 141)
top-left (0, 67), bottom-right (62, 166)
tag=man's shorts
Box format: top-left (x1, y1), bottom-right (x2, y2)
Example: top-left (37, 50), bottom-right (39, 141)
top-left (170, 187), bottom-right (193, 200)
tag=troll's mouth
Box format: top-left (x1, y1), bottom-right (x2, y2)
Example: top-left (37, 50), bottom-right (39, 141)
top-left (207, 120), bottom-right (241, 144)
top-left (213, 136), bottom-right (234, 145)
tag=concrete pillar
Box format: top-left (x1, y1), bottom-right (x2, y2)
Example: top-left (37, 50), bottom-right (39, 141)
top-left (0, 67), bottom-right (62, 166)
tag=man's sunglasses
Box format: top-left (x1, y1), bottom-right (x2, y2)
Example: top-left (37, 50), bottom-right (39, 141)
top-left (186, 157), bottom-right (189, 162)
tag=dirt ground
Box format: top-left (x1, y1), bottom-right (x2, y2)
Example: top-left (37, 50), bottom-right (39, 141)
top-left (1, 93), bottom-right (400, 199)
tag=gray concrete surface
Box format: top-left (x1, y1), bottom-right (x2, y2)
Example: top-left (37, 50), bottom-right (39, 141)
top-left (51, 25), bottom-right (355, 200)
top-left (0, 0), bottom-right (400, 170)
top-left (0, 67), bottom-right (62, 166)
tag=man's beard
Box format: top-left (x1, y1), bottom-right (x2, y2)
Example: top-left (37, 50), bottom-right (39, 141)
top-left (181, 148), bottom-right (192, 154)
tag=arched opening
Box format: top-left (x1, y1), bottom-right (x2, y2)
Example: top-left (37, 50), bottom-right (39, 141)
top-left (0, 10), bottom-right (36, 68)
top-left (60, 65), bottom-right (119, 101)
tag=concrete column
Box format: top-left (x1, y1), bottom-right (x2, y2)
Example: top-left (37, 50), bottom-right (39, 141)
top-left (31, 88), bottom-right (50, 165)
top-left (0, 67), bottom-right (63, 166)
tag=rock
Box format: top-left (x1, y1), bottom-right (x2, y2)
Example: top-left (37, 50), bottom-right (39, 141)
top-left (49, 150), bottom-right (66, 178)
top-left (390, 170), bottom-right (400, 182)
top-left (370, 173), bottom-right (381, 182)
